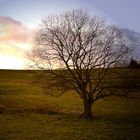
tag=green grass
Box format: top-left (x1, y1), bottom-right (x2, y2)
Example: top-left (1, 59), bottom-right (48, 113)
top-left (0, 69), bottom-right (140, 140)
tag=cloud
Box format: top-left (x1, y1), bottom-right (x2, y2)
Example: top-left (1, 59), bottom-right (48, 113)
top-left (0, 16), bottom-right (34, 69)
top-left (0, 16), bottom-right (33, 43)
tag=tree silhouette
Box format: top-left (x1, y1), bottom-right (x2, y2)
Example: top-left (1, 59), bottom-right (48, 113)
top-left (29, 9), bottom-right (134, 118)
top-left (128, 57), bottom-right (140, 68)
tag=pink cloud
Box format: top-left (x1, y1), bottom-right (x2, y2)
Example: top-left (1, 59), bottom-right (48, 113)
top-left (0, 16), bottom-right (33, 43)
top-left (0, 16), bottom-right (34, 69)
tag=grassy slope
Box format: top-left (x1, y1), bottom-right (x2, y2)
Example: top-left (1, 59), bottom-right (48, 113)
top-left (0, 69), bottom-right (140, 140)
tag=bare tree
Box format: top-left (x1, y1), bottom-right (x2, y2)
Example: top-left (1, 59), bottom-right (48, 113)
top-left (29, 9), bottom-right (134, 118)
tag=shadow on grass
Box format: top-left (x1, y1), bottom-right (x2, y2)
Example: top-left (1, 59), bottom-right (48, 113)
top-left (0, 106), bottom-right (140, 123)
top-left (0, 106), bottom-right (78, 117)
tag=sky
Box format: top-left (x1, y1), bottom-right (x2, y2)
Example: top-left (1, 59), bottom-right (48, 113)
top-left (0, 0), bottom-right (140, 69)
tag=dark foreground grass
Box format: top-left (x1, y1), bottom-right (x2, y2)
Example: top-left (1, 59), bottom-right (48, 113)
top-left (0, 110), bottom-right (140, 140)
top-left (0, 70), bottom-right (140, 140)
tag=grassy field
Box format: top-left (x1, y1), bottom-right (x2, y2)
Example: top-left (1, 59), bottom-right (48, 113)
top-left (0, 69), bottom-right (140, 140)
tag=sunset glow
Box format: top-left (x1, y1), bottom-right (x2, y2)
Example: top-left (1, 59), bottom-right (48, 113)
top-left (0, 16), bottom-right (33, 69)
top-left (0, 55), bottom-right (25, 69)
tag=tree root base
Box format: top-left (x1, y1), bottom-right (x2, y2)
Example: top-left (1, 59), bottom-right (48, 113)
top-left (79, 113), bottom-right (94, 120)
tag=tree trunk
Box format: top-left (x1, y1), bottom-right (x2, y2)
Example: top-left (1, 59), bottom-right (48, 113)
top-left (80, 99), bottom-right (93, 119)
